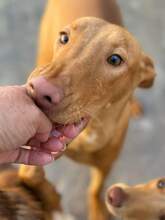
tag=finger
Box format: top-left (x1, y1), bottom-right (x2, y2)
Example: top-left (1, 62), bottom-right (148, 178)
top-left (27, 138), bottom-right (41, 148)
top-left (59, 136), bottom-right (71, 144)
top-left (50, 129), bottom-right (62, 138)
top-left (24, 84), bottom-right (53, 143)
top-left (40, 137), bottom-right (65, 152)
top-left (35, 113), bottom-right (53, 143)
top-left (57, 118), bottom-right (88, 139)
top-left (0, 148), bottom-right (53, 165)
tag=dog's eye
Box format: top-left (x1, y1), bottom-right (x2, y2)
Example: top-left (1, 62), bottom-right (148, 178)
top-left (157, 179), bottom-right (165, 189)
top-left (107, 54), bottom-right (123, 66)
top-left (59, 32), bottom-right (69, 44)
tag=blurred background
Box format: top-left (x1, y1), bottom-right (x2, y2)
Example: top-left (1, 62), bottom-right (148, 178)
top-left (0, 0), bottom-right (165, 219)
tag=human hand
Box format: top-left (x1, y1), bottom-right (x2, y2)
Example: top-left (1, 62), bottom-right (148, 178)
top-left (0, 86), bottom-right (87, 165)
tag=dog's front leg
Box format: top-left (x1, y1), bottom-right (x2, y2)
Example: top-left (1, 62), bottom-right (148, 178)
top-left (88, 165), bottom-right (111, 220)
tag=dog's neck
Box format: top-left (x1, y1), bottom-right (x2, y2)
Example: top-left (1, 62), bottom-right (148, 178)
top-left (94, 93), bottom-right (132, 126)
top-left (82, 94), bottom-right (132, 152)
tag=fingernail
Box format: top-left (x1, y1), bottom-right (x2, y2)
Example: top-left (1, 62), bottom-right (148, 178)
top-left (50, 129), bottom-right (62, 138)
top-left (47, 139), bottom-right (64, 151)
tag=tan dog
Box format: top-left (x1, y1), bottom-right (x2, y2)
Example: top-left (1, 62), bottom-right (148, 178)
top-left (26, 17), bottom-right (156, 220)
top-left (106, 178), bottom-right (165, 220)
top-left (0, 165), bottom-right (61, 220)
top-left (37, 0), bottom-right (147, 117)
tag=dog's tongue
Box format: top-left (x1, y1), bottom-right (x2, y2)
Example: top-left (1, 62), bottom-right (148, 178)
top-left (52, 118), bottom-right (89, 139)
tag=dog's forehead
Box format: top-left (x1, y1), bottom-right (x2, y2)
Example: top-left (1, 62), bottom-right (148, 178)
top-left (71, 17), bottom-right (125, 41)
top-left (71, 17), bottom-right (108, 31)
top-left (71, 17), bottom-right (139, 50)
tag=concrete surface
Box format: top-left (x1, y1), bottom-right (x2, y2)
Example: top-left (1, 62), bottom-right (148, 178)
top-left (0, 0), bottom-right (165, 219)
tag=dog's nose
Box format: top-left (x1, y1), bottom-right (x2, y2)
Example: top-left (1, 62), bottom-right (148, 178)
top-left (107, 186), bottom-right (127, 208)
top-left (28, 76), bottom-right (63, 110)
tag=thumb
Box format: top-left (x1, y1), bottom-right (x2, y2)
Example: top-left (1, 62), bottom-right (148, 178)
top-left (35, 111), bottom-right (52, 143)
top-left (22, 85), bottom-right (53, 143)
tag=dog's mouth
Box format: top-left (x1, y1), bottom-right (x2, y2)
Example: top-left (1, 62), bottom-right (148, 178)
top-left (51, 117), bottom-right (89, 139)
top-left (26, 83), bottom-right (89, 139)
top-left (37, 103), bottom-right (89, 139)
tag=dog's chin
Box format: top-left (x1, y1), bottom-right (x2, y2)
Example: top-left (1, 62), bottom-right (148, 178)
top-left (48, 112), bottom-right (90, 139)
top-left (43, 107), bottom-right (90, 138)
top-left (54, 117), bottom-right (89, 138)
top-left (26, 85), bottom-right (89, 138)
top-left (106, 205), bottom-right (121, 219)
top-left (105, 196), bottom-right (121, 219)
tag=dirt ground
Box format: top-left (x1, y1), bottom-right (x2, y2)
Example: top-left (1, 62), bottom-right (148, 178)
top-left (0, 0), bottom-right (164, 219)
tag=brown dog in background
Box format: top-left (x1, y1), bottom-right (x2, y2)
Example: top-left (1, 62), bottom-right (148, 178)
top-left (27, 15), bottom-right (156, 220)
top-left (106, 178), bottom-right (165, 220)
top-left (0, 165), bottom-right (61, 220)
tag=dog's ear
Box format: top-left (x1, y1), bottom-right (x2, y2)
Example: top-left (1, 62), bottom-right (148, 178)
top-left (138, 53), bottom-right (156, 88)
top-left (19, 165), bottom-right (61, 211)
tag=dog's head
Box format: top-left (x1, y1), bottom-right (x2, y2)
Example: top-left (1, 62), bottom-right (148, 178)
top-left (105, 178), bottom-right (165, 220)
top-left (0, 165), bottom-right (61, 220)
top-left (27, 17), bottom-right (156, 127)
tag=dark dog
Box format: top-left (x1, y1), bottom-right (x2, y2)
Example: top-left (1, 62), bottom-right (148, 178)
top-left (0, 165), bottom-right (61, 220)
